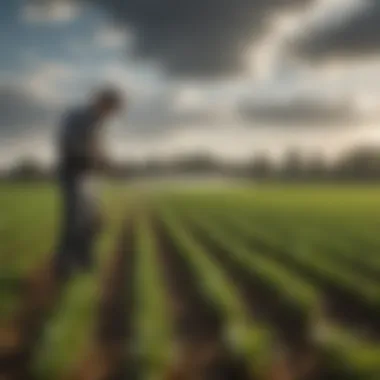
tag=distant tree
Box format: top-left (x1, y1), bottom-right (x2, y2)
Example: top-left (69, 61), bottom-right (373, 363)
top-left (280, 148), bottom-right (305, 181)
top-left (173, 153), bottom-right (220, 174)
top-left (305, 153), bottom-right (328, 181)
top-left (142, 158), bottom-right (166, 177)
top-left (247, 153), bottom-right (274, 179)
top-left (9, 157), bottom-right (45, 181)
top-left (334, 147), bottom-right (380, 181)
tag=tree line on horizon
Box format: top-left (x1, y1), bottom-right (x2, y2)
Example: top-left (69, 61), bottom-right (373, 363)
top-left (2, 145), bottom-right (380, 183)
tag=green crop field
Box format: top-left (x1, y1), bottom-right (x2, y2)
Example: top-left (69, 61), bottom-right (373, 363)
top-left (1, 182), bottom-right (380, 380)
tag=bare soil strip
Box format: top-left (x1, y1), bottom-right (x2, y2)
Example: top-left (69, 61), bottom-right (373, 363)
top-left (184, 221), bottom-right (318, 380)
top-left (0, 258), bottom-right (64, 380)
top-left (153, 217), bottom-right (253, 380)
top-left (68, 218), bottom-right (138, 380)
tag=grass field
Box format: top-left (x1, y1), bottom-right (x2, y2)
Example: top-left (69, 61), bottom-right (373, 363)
top-left (1, 182), bottom-right (380, 380)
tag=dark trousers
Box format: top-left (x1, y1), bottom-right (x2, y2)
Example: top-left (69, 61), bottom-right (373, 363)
top-left (54, 172), bottom-right (101, 279)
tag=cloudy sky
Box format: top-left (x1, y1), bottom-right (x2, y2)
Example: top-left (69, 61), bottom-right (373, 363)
top-left (2, 0), bottom-right (380, 167)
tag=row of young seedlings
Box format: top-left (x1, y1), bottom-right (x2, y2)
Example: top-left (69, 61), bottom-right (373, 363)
top-left (156, 206), bottom-right (275, 379)
top-left (175, 205), bottom-right (320, 377)
top-left (234, 203), bottom-right (380, 279)
top-left (173, 201), bottom-right (380, 379)
top-left (215, 208), bottom-right (380, 378)
top-left (217, 206), bottom-right (380, 329)
top-left (186, 198), bottom-right (380, 309)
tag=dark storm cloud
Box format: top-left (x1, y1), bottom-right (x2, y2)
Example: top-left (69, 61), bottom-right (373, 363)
top-left (239, 97), bottom-right (359, 127)
top-left (80, 0), bottom-right (314, 77)
top-left (296, 1), bottom-right (380, 60)
top-left (0, 85), bottom-right (59, 138)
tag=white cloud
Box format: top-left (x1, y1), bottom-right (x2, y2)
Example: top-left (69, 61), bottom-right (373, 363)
top-left (298, 0), bottom-right (370, 35)
top-left (0, 60), bottom-right (75, 100)
top-left (0, 61), bottom-right (76, 144)
top-left (354, 93), bottom-right (380, 118)
top-left (0, 131), bottom-right (54, 168)
top-left (95, 26), bottom-right (133, 49)
top-left (246, 11), bottom-right (301, 80)
top-left (172, 86), bottom-right (206, 112)
top-left (2, 121), bottom-right (377, 166)
top-left (246, 0), bottom-right (371, 81)
top-left (97, 60), bottom-right (166, 101)
top-left (67, 26), bottom-right (133, 59)
top-left (24, 62), bottom-right (76, 104)
top-left (22, 1), bottom-right (80, 24)
top-left (105, 123), bottom-right (373, 163)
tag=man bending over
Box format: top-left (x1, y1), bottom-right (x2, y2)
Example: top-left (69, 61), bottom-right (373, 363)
top-left (54, 87), bottom-right (123, 279)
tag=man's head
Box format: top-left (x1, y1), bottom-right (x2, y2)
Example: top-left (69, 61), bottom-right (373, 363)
top-left (92, 87), bottom-right (124, 118)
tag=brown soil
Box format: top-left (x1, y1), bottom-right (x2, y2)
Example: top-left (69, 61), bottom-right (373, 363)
top-left (0, 258), bottom-right (64, 380)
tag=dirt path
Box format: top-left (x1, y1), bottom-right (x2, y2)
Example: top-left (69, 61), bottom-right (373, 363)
top-left (153, 217), bottom-right (253, 380)
top-left (68, 218), bottom-right (138, 380)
